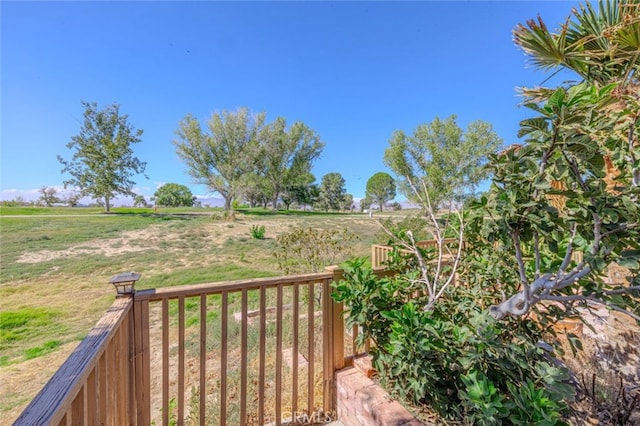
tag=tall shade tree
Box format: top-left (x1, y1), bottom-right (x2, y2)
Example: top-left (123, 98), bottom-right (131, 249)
top-left (365, 172), bottom-right (396, 211)
top-left (341, 193), bottom-right (355, 212)
top-left (153, 183), bottom-right (195, 207)
top-left (315, 172), bottom-right (347, 211)
top-left (257, 117), bottom-right (325, 209)
top-left (174, 108), bottom-right (265, 210)
top-left (133, 195), bottom-right (148, 208)
top-left (384, 115), bottom-right (502, 212)
top-left (38, 186), bottom-right (59, 207)
top-left (280, 174), bottom-right (316, 210)
top-left (58, 101), bottom-right (146, 212)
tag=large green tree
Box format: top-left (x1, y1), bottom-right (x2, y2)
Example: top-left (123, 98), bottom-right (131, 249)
top-left (153, 183), bottom-right (195, 207)
top-left (58, 101), bottom-right (147, 212)
top-left (315, 172), bottom-right (347, 211)
top-left (257, 118), bottom-right (324, 209)
top-left (365, 172), bottom-right (396, 211)
top-left (174, 108), bottom-right (265, 210)
top-left (383, 116), bottom-right (502, 212)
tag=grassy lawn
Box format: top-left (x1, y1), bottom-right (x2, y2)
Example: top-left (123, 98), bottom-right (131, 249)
top-left (0, 207), bottom-right (400, 421)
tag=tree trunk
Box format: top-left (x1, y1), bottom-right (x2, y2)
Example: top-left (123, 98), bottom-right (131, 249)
top-left (104, 196), bottom-right (111, 212)
top-left (223, 196), bottom-right (232, 211)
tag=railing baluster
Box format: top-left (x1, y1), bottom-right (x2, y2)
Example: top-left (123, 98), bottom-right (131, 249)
top-left (133, 298), bottom-right (151, 425)
top-left (86, 358), bottom-right (95, 425)
top-left (107, 327), bottom-right (116, 421)
top-left (353, 325), bottom-right (359, 355)
top-left (70, 382), bottom-right (84, 425)
top-left (97, 354), bottom-right (106, 426)
top-left (220, 291), bottom-right (228, 424)
top-left (200, 294), bottom-right (207, 426)
top-left (275, 284), bottom-right (283, 425)
top-left (322, 278), bottom-right (332, 412)
top-left (258, 286), bottom-right (266, 425)
top-left (308, 282), bottom-right (315, 413)
top-left (240, 288), bottom-right (248, 426)
top-left (291, 283), bottom-right (299, 417)
top-left (162, 298), bottom-right (169, 426)
top-left (118, 318), bottom-right (129, 424)
top-left (178, 296), bottom-right (185, 425)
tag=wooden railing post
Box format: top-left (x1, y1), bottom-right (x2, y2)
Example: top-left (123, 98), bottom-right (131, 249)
top-left (130, 295), bottom-right (150, 425)
top-left (323, 266), bottom-right (345, 413)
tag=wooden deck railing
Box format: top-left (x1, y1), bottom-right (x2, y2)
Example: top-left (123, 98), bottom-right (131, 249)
top-left (372, 238), bottom-right (462, 268)
top-left (14, 297), bottom-right (137, 425)
top-left (15, 266), bottom-right (391, 426)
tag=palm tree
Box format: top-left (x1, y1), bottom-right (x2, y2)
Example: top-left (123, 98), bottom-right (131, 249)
top-left (513, 0), bottom-right (639, 192)
top-left (513, 0), bottom-right (639, 88)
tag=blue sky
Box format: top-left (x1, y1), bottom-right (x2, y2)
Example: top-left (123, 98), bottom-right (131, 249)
top-left (1, 1), bottom-right (575, 205)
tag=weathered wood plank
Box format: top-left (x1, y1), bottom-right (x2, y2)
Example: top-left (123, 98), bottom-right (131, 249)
top-left (275, 285), bottom-right (283, 425)
top-left (291, 283), bottom-right (299, 417)
top-left (240, 289), bottom-right (248, 426)
top-left (308, 282), bottom-right (315, 414)
top-left (162, 298), bottom-right (169, 426)
top-left (220, 291), bottom-right (228, 424)
top-left (258, 286), bottom-right (266, 425)
top-left (134, 298), bottom-right (151, 426)
top-left (199, 294), bottom-right (207, 426)
top-left (178, 297), bottom-right (185, 425)
top-left (322, 277), bottom-right (333, 412)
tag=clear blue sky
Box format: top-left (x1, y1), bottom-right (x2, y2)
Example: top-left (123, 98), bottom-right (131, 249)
top-left (1, 1), bottom-right (574, 205)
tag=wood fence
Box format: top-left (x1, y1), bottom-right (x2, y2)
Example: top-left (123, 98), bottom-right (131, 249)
top-left (14, 266), bottom-right (382, 426)
top-left (371, 238), bottom-right (461, 268)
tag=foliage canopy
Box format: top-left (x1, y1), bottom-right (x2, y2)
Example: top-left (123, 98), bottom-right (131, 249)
top-left (153, 183), bottom-right (195, 207)
top-left (383, 115), bottom-right (502, 212)
top-left (365, 172), bottom-right (396, 212)
top-left (58, 101), bottom-right (147, 212)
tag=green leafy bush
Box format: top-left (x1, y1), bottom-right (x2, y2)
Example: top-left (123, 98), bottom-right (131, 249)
top-left (274, 227), bottom-right (358, 274)
top-left (249, 225), bottom-right (266, 239)
top-left (376, 215), bottom-right (430, 244)
top-left (333, 258), bottom-right (575, 423)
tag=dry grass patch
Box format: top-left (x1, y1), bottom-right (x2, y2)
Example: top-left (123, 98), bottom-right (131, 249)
top-left (0, 210), bottom-right (387, 422)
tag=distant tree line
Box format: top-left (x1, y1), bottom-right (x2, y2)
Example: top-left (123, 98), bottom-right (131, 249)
top-left (174, 107), bottom-right (356, 211)
top-left (55, 103), bottom-right (499, 213)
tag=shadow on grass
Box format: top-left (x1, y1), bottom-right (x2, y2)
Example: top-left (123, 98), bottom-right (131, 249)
top-left (104, 211), bottom-right (208, 220)
top-left (235, 208), bottom-right (351, 217)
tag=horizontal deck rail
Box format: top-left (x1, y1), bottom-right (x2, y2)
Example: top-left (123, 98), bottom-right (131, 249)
top-left (372, 238), bottom-right (462, 268)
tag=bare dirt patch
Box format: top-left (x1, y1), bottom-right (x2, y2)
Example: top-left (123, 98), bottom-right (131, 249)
top-left (16, 224), bottom-right (182, 263)
top-left (14, 216), bottom-right (375, 264)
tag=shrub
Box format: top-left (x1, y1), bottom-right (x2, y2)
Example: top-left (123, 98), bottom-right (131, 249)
top-left (333, 257), bottom-right (575, 423)
top-left (274, 227), bottom-right (358, 274)
top-left (249, 225), bottom-right (265, 239)
top-left (376, 215), bottom-right (430, 244)
top-left (210, 210), bottom-right (236, 221)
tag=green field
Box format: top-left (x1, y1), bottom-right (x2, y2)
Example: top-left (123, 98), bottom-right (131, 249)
top-left (0, 206), bottom-right (398, 421)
